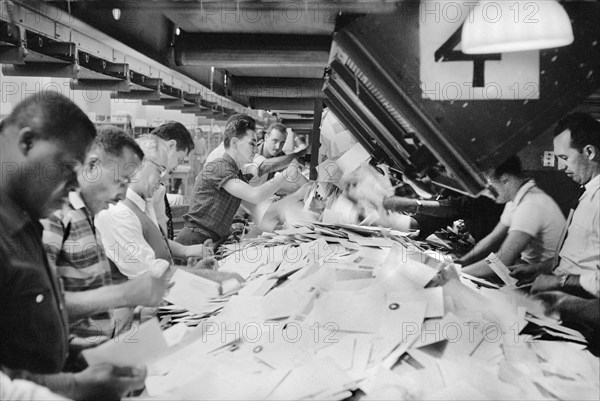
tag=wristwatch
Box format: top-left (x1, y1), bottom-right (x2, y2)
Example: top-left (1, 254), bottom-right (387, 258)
top-left (415, 199), bottom-right (423, 214)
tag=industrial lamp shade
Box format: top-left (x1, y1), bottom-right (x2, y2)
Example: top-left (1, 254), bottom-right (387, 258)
top-left (462, 0), bottom-right (574, 54)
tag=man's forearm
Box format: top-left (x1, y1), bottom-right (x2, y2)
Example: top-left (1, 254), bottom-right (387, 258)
top-left (258, 153), bottom-right (298, 176)
top-left (2, 369), bottom-right (76, 400)
top-left (65, 286), bottom-right (128, 321)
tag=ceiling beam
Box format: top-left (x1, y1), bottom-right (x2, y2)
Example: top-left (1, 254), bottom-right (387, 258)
top-left (231, 77), bottom-right (323, 99)
top-left (250, 97), bottom-right (318, 111)
top-left (174, 33), bottom-right (330, 67)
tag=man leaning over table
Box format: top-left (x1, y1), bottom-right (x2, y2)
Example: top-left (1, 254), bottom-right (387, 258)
top-left (0, 93), bottom-right (145, 400)
top-left (511, 112), bottom-right (600, 299)
top-left (96, 135), bottom-right (241, 283)
top-left (42, 126), bottom-right (171, 363)
top-left (149, 121), bottom-right (195, 240)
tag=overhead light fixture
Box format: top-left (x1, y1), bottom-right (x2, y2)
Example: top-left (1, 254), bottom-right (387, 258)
top-left (112, 8), bottom-right (121, 21)
top-left (175, 27), bottom-right (181, 36)
top-left (462, 0), bottom-right (574, 54)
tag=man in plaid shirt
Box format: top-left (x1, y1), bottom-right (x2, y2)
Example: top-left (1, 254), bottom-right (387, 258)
top-left (42, 126), bottom-right (171, 354)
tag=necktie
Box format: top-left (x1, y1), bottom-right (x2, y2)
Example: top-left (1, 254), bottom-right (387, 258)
top-left (164, 193), bottom-right (174, 240)
top-left (553, 186), bottom-right (586, 266)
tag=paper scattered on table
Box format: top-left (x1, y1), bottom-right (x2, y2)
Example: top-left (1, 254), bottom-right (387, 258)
top-left (165, 269), bottom-right (222, 315)
top-left (83, 318), bottom-right (168, 367)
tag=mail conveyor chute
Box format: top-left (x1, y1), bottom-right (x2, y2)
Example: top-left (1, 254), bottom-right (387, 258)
top-left (323, 1), bottom-right (600, 196)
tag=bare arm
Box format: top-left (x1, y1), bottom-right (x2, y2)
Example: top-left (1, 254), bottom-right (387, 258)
top-left (223, 172), bottom-right (286, 204)
top-left (462, 229), bottom-right (533, 279)
top-left (257, 151), bottom-right (304, 177)
top-left (383, 196), bottom-right (460, 218)
top-left (65, 272), bottom-right (170, 320)
top-left (457, 222), bottom-right (508, 266)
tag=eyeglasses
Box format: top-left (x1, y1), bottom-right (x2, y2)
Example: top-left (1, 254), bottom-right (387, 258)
top-left (114, 175), bottom-right (132, 186)
top-left (146, 158), bottom-right (167, 177)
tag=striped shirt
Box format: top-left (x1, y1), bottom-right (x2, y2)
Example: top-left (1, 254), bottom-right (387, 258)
top-left (42, 191), bottom-right (130, 343)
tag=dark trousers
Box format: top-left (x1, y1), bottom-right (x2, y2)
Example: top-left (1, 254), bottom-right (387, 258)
top-left (175, 226), bottom-right (212, 246)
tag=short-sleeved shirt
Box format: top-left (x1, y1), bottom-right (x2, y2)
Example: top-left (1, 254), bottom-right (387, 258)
top-left (0, 194), bottom-right (68, 374)
top-left (184, 153), bottom-right (248, 242)
top-left (42, 191), bottom-right (124, 341)
top-left (499, 180), bottom-right (566, 264)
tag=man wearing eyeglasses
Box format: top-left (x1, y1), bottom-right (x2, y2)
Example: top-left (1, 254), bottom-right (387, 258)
top-left (42, 126), bottom-right (171, 364)
top-left (96, 135), bottom-right (234, 282)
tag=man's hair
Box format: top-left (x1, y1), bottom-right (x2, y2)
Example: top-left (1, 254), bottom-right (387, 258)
top-left (1, 92), bottom-right (96, 142)
top-left (266, 123), bottom-right (287, 137)
top-left (135, 134), bottom-right (168, 163)
top-left (94, 125), bottom-right (144, 160)
top-left (150, 121), bottom-right (195, 153)
top-left (223, 114), bottom-right (256, 148)
top-left (490, 155), bottom-right (523, 179)
top-left (554, 112), bottom-right (600, 152)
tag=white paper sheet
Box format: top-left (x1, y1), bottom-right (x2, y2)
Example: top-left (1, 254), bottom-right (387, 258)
top-left (83, 318), bottom-right (168, 367)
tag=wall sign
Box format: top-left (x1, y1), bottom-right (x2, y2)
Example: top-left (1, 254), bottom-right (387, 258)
top-left (419, 0), bottom-right (540, 101)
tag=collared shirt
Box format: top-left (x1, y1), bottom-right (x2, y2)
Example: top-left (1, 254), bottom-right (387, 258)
top-left (556, 174), bottom-right (600, 275)
top-left (579, 270), bottom-right (599, 298)
top-left (184, 152), bottom-right (248, 242)
top-left (206, 142), bottom-right (226, 163)
top-left (499, 180), bottom-right (566, 264)
top-left (0, 193), bottom-right (68, 374)
top-left (96, 188), bottom-right (170, 278)
top-left (42, 191), bottom-right (127, 341)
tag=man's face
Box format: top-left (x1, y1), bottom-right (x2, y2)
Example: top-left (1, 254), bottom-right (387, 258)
top-left (554, 129), bottom-right (593, 186)
top-left (167, 146), bottom-right (188, 173)
top-left (237, 130), bottom-right (257, 165)
top-left (133, 153), bottom-right (168, 200)
top-left (263, 129), bottom-right (286, 158)
top-left (79, 147), bottom-right (141, 215)
top-left (487, 174), bottom-right (511, 204)
top-left (25, 137), bottom-right (89, 218)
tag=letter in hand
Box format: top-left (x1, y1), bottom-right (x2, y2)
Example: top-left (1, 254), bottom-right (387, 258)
top-left (190, 265), bottom-right (244, 286)
top-left (186, 239), bottom-right (215, 267)
top-left (73, 364), bottom-right (146, 401)
top-left (125, 271), bottom-right (172, 307)
top-left (509, 262), bottom-right (552, 287)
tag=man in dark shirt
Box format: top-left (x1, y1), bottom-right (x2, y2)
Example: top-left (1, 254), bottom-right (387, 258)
top-left (0, 93), bottom-right (145, 399)
top-left (176, 114), bottom-right (293, 246)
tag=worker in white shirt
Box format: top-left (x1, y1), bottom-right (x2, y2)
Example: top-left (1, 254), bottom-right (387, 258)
top-left (96, 135), bottom-right (235, 282)
top-left (512, 112), bottom-right (600, 298)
